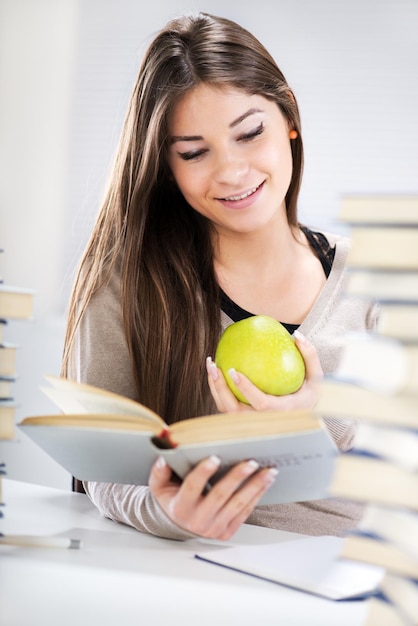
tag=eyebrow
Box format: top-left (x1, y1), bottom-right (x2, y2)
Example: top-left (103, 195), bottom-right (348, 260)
top-left (170, 107), bottom-right (263, 144)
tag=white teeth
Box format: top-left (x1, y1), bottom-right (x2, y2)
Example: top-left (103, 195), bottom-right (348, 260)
top-left (224, 185), bottom-right (259, 202)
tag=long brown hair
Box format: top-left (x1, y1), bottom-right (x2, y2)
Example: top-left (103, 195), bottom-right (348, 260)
top-left (61, 12), bottom-right (304, 424)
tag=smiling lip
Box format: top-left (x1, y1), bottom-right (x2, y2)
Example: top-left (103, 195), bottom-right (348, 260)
top-left (217, 181), bottom-right (264, 209)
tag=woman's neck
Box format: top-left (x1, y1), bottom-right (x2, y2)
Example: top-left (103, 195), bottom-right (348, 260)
top-left (213, 222), bottom-right (326, 324)
top-left (214, 220), bottom-right (304, 286)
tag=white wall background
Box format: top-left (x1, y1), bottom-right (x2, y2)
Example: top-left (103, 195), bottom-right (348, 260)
top-left (1, 0), bottom-right (417, 489)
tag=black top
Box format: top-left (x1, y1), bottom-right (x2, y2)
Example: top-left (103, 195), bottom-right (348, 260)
top-left (220, 226), bottom-right (336, 333)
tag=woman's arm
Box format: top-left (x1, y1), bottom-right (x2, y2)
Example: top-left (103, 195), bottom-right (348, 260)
top-left (72, 272), bottom-right (277, 540)
top-left (70, 271), bottom-right (198, 539)
top-left (83, 480), bottom-right (200, 540)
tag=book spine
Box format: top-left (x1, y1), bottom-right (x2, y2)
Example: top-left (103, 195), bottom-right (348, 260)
top-left (0, 250), bottom-right (34, 531)
top-left (328, 200), bottom-right (418, 622)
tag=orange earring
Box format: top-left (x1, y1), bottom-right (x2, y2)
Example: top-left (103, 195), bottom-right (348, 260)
top-left (289, 129), bottom-right (298, 140)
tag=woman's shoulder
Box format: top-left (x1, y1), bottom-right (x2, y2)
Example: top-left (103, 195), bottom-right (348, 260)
top-left (83, 256), bottom-right (122, 306)
top-left (321, 230), bottom-right (349, 247)
top-left (307, 227), bottom-right (349, 249)
top-left (302, 224), bottom-right (350, 252)
top-left (310, 228), bottom-right (351, 269)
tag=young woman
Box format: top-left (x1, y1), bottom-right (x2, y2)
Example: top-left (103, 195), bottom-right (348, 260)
top-left (62, 12), bottom-right (377, 540)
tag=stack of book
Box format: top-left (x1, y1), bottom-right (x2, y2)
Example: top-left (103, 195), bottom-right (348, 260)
top-left (0, 253), bottom-right (34, 520)
top-left (315, 195), bottom-right (418, 625)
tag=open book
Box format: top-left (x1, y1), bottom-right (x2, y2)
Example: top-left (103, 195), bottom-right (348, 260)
top-left (19, 376), bottom-right (338, 505)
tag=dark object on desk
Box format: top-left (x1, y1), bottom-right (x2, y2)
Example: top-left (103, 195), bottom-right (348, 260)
top-left (72, 477), bottom-right (85, 494)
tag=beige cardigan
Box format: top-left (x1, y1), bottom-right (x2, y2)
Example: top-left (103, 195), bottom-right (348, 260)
top-left (71, 232), bottom-right (378, 540)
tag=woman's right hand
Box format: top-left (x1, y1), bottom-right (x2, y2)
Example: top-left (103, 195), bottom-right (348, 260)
top-left (148, 455), bottom-right (278, 540)
top-left (207, 330), bottom-right (323, 413)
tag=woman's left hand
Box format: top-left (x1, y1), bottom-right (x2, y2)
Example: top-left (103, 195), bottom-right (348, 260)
top-left (207, 330), bottom-right (323, 413)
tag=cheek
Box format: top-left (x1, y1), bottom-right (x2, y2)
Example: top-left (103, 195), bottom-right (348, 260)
top-left (174, 173), bottom-right (195, 200)
top-left (264, 142), bottom-right (293, 183)
top-left (173, 166), bottom-right (207, 201)
top-left (169, 165), bottom-right (188, 198)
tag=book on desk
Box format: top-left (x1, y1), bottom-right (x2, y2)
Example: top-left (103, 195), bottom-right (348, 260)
top-left (338, 195), bottom-right (418, 226)
top-left (195, 535), bottom-right (385, 601)
top-left (0, 250), bottom-right (35, 530)
top-left (321, 195), bottom-right (418, 626)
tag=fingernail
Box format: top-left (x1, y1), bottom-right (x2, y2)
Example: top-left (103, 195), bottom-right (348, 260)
top-left (206, 356), bottom-right (218, 381)
top-left (264, 468), bottom-right (279, 484)
top-left (293, 330), bottom-right (305, 342)
top-left (228, 368), bottom-right (239, 384)
top-left (206, 455), bottom-right (221, 470)
top-left (155, 456), bottom-right (167, 470)
top-left (243, 459), bottom-right (260, 474)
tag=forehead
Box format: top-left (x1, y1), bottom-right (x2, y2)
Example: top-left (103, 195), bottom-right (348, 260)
top-left (169, 84), bottom-right (278, 132)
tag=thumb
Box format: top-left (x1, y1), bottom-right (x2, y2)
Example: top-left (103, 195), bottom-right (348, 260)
top-left (293, 331), bottom-right (323, 382)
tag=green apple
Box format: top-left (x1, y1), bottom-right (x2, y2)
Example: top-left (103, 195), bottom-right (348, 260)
top-left (215, 315), bottom-right (305, 404)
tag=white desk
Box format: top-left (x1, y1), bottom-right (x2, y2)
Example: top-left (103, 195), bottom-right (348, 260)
top-left (0, 479), bottom-right (369, 626)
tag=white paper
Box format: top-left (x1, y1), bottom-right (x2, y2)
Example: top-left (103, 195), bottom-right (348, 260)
top-left (195, 536), bottom-right (385, 600)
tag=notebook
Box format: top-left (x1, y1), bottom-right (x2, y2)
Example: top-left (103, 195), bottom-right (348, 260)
top-left (195, 535), bottom-right (384, 600)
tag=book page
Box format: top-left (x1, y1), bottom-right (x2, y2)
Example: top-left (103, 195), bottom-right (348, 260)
top-left (42, 376), bottom-right (165, 426)
top-left (170, 409), bottom-right (323, 445)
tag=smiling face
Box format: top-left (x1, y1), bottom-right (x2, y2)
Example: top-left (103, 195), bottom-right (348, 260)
top-left (167, 84), bottom-right (294, 236)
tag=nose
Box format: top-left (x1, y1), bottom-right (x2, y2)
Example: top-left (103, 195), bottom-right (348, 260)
top-left (213, 148), bottom-right (249, 185)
